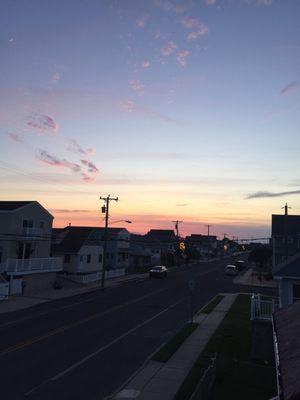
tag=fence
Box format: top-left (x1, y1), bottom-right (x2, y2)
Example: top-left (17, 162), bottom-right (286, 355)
top-left (250, 293), bottom-right (276, 321)
top-left (190, 354), bottom-right (217, 400)
top-left (0, 282), bottom-right (9, 300)
top-left (6, 257), bottom-right (63, 274)
top-left (66, 269), bottom-right (125, 284)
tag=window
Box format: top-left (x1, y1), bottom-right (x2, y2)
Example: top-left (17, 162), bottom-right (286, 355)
top-left (0, 248), bottom-right (2, 264)
top-left (87, 255), bottom-right (91, 263)
top-left (23, 219), bottom-right (33, 228)
top-left (40, 221), bottom-right (44, 229)
top-left (99, 254), bottom-right (103, 263)
top-left (64, 254), bottom-right (71, 263)
top-left (80, 255), bottom-right (83, 262)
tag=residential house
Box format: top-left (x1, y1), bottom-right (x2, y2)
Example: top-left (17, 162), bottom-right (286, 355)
top-left (144, 229), bottom-right (177, 266)
top-left (185, 234), bottom-right (217, 258)
top-left (129, 234), bottom-right (152, 272)
top-left (273, 252), bottom-right (300, 308)
top-left (272, 214), bottom-right (300, 267)
top-left (51, 226), bottom-right (104, 283)
top-left (0, 201), bottom-right (62, 296)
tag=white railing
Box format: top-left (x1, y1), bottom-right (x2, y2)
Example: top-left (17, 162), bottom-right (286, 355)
top-left (0, 282), bottom-right (9, 300)
top-left (6, 257), bottom-right (63, 275)
top-left (66, 269), bottom-right (125, 284)
top-left (251, 294), bottom-right (276, 321)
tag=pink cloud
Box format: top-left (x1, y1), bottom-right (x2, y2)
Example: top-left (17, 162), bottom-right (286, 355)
top-left (205, 0), bottom-right (217, 5)
top-left (161, 41), bottom-right (177, 56)
top-left (130, 79), bottom-right (145, 95)
top-left (136, 14), bottom-right (149, 29)
top-left (7, 133), bottom-right (23, 143)
top-left (36, 149), bottom-right (81, 172)
top-left (141, 60), bottom-right (150, 68)
top-left (81, 172), bottom-right (96, 183)
top-left (187, 25), bottom-right (209, 41)
top-left (120, 100), bottom-right (135, 113)
top-left (182, 16), bottom-right (199, 29)
top-left (280, 81), bottom-right (298, 96)
top-left (154, 0), bottom-right (186, 14)
top-left (67, 139), bottom-right (95, 156)
top-left (27, 113), bottom-right (58, 136)
top-left (50, 73), bottom-right (61, 84)
top-left (81, 159), bottom-right (99, 173)
top-left (177, 50), bottom-right (190, 66)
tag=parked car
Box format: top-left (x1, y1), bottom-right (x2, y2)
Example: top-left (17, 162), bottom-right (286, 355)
top-left (149, 266), bottom-right (168, 279)
top-left (225, 264), bottom-right (238, 276)
top-left (235, 260), bottom-right (245, 271)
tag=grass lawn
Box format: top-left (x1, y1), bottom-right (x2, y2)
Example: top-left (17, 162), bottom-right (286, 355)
top-left (201, 295), bottom-right (224, 314)
top-left (152, 322), bottom-right (198, 363)
top-left (175, 294), bottom-right (277, 400)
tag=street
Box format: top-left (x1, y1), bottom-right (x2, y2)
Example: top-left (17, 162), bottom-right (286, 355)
top-left (0, 259), bottom-right (275, 400)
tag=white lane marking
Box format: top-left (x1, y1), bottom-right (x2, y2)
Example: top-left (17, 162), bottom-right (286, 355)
top-left (51, 299), bottom-right (182, 382)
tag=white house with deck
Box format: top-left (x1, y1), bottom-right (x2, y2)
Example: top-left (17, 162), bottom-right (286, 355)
top-left (0, 201), bottom-right (62, 297)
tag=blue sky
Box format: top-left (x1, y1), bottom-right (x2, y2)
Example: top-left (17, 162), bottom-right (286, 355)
top-left (0, 0), bottom-right (299, 238)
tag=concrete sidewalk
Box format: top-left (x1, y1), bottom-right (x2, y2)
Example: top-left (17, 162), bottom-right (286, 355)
top-left (233, 267), bottom-right (277, 288)
top-left (0, 273), bottom-right (147, 314)
top-left (112, 293), bottom-right (236, 400)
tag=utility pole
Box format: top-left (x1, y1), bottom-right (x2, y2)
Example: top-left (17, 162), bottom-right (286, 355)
top-left (282, 203), bottom-right (291, 260)
top-left (205, 224), bottom-right (212, 236)
top-left (172, 220), bottom-right (183, 266)
top-left (100, 195), bottom-right (118, 289)
top-left (173, 220), bottom-right (183, 239)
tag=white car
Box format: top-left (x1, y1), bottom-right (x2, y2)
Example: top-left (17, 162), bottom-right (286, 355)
top-left (225, 264), bottom-right (238, 276)
top-left (149, 266), bottom-right (168, 279)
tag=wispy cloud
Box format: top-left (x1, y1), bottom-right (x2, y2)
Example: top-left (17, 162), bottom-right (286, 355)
top-left (182, 16), bottom-right (209, 41)
top-left (50, 73), bottom-right (61, 84)
top-left (205, 0), bottom-right (217, 5)
top-left (161, 41), bottom-right (177, 56)
top-left (246, 190), bottom-right (300, 199)
top-left (176, 203), bottom-right (188, 207)
top-left (36, 149), bottom-right (81, 172)
top-left (136, 14), bottom-right (149, 29)
top-left (27, 113), bottom-right (58, 136)
top-left (141, 60), bottom-right (150, 68)
top-left (177, 50), bottom-right (190, 66)
top-left (50, 209), bottom-right (92, 213)
top-left (120, 100), bottom-right (181, 124)
top-left (81, 172), bottom-right (97, 182)
top-left (130, 79), bottom-right (145, 95)
top-left (280, 81), bottom-right (298, 96)
top-left (80, 159), bottom-right (99, 173)
top-left (154, 0), bottom-right (186, 14)
top-left (7, 133), bottom-right (23, 143)
top-left (67, 139), bottom-right (95, 156)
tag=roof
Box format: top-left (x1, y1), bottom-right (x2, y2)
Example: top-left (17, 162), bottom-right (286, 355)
top-left (274, 301), bottom-right (300, 400)
top-left (146, 230), bottom-right (176, 241)
top-left (273, 252), bottom-right (300, 278)
top-left (272, 214), bottom-right (300, 237)
top-left (0, 201), bottom-right (35, 211)
top-left (52, 226), bottom-right (96, 254)
top-left (52, 226), bottom-right (129, 253)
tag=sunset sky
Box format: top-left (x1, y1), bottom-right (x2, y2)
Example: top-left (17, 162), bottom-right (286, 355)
top-left (1, 0), bottom-right (299, 239)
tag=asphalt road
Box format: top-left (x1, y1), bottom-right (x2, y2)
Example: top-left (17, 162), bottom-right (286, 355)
top-left (0, 258), bottom-right (276, 400)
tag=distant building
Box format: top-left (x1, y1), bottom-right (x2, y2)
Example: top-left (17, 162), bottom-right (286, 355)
top-left (144, 229), bottom-right (177, 266)
top-left (0, 201), bottom-right (62, 296)
top-left (272, 214), bottom-right (300, 266)
top-left (185, 234), bottom-right (217, 258)
top-left (129, 234), bottom-right (152, 271)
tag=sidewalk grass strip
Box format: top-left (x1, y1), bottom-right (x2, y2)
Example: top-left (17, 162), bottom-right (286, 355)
top-left (201, 295), bottom-right (224, 314)
top-left (175, 294), bottom-right (276, 400)
top-left (152, 322), bottom-right (198, 363)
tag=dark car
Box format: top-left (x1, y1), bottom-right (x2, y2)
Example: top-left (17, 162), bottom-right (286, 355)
top-left (149, 266), bottom-right (168, 279)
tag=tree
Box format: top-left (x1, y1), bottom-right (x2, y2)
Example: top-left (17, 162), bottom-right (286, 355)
top-left (248, 245), bottom-right (272, 280)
